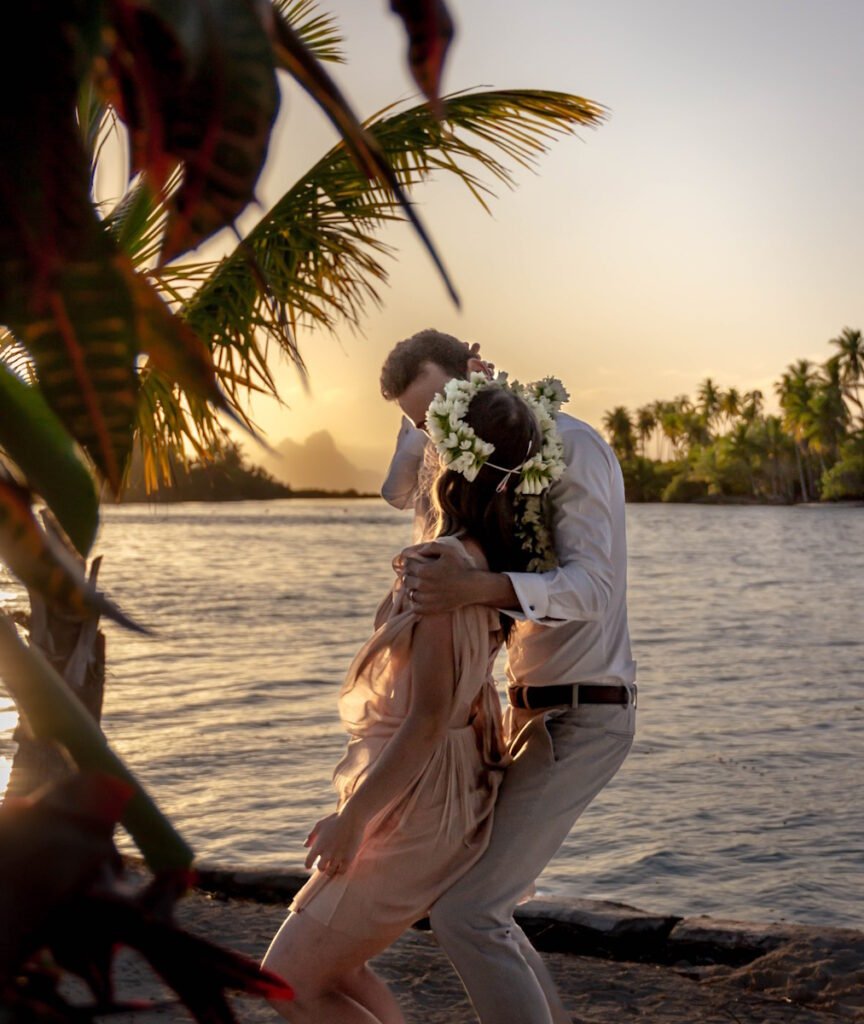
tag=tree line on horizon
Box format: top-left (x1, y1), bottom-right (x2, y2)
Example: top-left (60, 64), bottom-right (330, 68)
top-left (120, 441), bottom-right (376, 502)
top-left (601, 327), bottom-right (864, 503)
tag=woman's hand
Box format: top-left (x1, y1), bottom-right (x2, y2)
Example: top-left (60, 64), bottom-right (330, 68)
top-left (304, 809), bottom-right (365, 876)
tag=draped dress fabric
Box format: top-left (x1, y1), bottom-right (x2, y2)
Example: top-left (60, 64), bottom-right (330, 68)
top-left (289, 536), bottom-right (509, 941)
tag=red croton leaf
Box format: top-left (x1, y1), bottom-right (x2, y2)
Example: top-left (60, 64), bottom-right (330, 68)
top-left (0, 772), bottom-right (132, 985)
top-left (0, 773), bottom-right (292, 1021)
top-left (390, 0), bottom-right (455, 115)
top-left (0, 4), bottom-right (140, 492)
top-left (102, 0), bottom-right (281, 262)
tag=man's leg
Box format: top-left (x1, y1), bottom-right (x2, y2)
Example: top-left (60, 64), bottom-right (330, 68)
top-left (429, 703), bottom-right (635, 1024)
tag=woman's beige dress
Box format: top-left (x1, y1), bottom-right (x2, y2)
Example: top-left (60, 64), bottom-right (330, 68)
top-left (289, 536), bottom-right (508, 941)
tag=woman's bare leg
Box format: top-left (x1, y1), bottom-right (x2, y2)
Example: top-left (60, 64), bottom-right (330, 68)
top-left (262, 911), bottom-right (406, 1024)
top-left (335, 964), bottom-right (406, 1024)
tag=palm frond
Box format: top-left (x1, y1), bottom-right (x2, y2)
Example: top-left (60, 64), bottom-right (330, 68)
top-left (103, 171), bottom-right (180, 269)
top-left (176, 88), bottom-right (603, 386)
top-left (275, 0), bottom-right (345, 63)
top-left (0, 331), bottom-right (38, 386)
top-left (139, 89), bottom-right (603, 472)
top-left (131, 367), bottom-right (233, 492)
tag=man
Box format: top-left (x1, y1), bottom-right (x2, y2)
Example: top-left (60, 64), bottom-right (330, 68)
top-left (380, 328), bottom-right (637, 1024)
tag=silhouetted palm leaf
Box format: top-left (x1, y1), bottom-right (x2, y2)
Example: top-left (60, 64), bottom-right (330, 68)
top-left (187, 88), bottom-right (601, 376)
top-left (133, 89), bottom-right (602, 464)
top-left (271, 8), bottom-right (459, 305)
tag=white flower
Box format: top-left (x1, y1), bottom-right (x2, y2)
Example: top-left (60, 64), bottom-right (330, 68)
top-left (423, 371), bottom-right (567, 571)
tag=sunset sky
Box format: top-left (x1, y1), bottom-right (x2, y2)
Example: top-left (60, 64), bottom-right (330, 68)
top-left (240, 0), bottom-right (864, 478)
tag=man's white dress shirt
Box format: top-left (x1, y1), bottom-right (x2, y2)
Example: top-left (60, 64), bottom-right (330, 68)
top-left (381, 411), bottom-right (636, 689)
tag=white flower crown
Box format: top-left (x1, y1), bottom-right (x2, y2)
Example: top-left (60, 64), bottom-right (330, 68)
top-left (425, 371), bottom-right (569, 570)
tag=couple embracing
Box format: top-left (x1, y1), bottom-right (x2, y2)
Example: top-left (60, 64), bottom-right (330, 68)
top-left (263, 329), bottom-right (637, 1024)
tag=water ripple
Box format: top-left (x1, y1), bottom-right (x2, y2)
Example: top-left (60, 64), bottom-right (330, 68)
top-left (1, 499), bottom-right (862, 927)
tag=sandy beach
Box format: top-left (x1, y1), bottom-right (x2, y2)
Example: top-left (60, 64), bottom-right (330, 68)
top-left (105, 865), bottom-right (864, 1023)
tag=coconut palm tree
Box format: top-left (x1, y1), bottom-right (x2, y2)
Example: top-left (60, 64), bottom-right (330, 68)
top-left (808, 356), bottom-right (850, 473)
top-left (719, 386), bottom-right (741, 430)
top-left (0, 2), bottom-right (611, 1014)
top-left (696, 377), bottom-right (722, 432)
top-left (740, 389), bottom-right (764, 423)
top-left (602, 406), bottom-right (637, 461)
top-left (656, 399), bottom-right (686, 459)
top-left (776, 359), bottom-right (818, 500)
top-left (829, 326), bottom-right (864, 422)
top-left (635, 405), bottom-right (657, 458)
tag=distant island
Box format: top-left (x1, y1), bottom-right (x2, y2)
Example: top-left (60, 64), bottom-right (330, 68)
top-left (121, 444), bottom-right (378, 503)
top-left (257, 430), bottom-right (383, 495)
top-left (600, 329), bottom-right (864, 504)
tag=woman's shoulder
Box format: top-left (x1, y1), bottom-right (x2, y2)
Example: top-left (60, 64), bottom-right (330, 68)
top-left (435, 533), bottom-right (489, 571)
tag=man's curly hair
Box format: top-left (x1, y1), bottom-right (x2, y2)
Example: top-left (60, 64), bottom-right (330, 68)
top-left (380, 328), bottom-right (473, 400)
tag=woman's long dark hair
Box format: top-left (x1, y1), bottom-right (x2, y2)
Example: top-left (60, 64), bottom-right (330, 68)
top-left (431, 387), bottom-right (543, 640)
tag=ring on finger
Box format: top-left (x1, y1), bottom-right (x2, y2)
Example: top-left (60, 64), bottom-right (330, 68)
top-left (409, 588), bottom-right (417, 603)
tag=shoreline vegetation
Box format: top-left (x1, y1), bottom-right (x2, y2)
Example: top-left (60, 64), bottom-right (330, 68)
top-left (122, 330), bottom-right (864, 507)
top-left (601, 329), bottom-right (864, 504)
top-left (120, 444), bottom-right (378, 503)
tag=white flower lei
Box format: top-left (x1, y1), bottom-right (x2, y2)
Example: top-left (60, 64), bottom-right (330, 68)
top-left (425, 371), bottom-right (569, 571)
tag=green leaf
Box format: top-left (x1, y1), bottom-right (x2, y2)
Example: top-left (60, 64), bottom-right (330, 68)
top-left (0, 479), bottom-right (144, 633)
top-left (0, 364), bottom-right (99, 556)
top-left (0, 616), bottom-right (193, 872)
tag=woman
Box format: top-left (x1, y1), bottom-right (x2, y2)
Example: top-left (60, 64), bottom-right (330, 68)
top-left (263, 376), bottom-right (565, 1023)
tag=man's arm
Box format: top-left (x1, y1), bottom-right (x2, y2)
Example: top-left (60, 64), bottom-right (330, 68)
top-left (381, 416), bottom-right (427, 510)
top-left (504, 426), bottom-right (618, 624)
top-left (402, 424), bottom-right (619, 624)
top-left (400, 544), bottom-right (519, 613)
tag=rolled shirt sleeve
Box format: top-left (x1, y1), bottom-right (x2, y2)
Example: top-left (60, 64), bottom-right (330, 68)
top-left (504, 419), bottom-right (620, 625)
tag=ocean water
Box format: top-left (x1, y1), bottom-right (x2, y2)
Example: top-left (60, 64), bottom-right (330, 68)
top-left (1, 500), bottom-right (862, 927)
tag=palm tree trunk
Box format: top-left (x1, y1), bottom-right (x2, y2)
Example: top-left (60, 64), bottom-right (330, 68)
top-left (5, 548), bottom-right (105, 800)
top-left (794, 442), bottom-right (809, 501)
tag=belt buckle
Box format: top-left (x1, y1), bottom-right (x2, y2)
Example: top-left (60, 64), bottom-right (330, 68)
top-left (628, 684), bottom-right (638, 709)
top-left (509, 686), bottom-right (529, 710)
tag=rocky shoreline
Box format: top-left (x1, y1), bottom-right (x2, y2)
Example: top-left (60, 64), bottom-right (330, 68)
top-left (107, 863), bottom-right (864, 1022)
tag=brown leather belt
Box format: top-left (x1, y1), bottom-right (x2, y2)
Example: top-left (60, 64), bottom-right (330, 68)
top-left (507, 683), bottom-right (636, 711)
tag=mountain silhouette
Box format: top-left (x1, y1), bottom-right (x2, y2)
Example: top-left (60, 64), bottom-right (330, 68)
top-left (261, 431), bottom-right (382, 494)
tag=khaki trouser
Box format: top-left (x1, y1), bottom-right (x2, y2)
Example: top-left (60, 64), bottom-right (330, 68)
top-left (429, 698), bottom-right (636, 1024)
